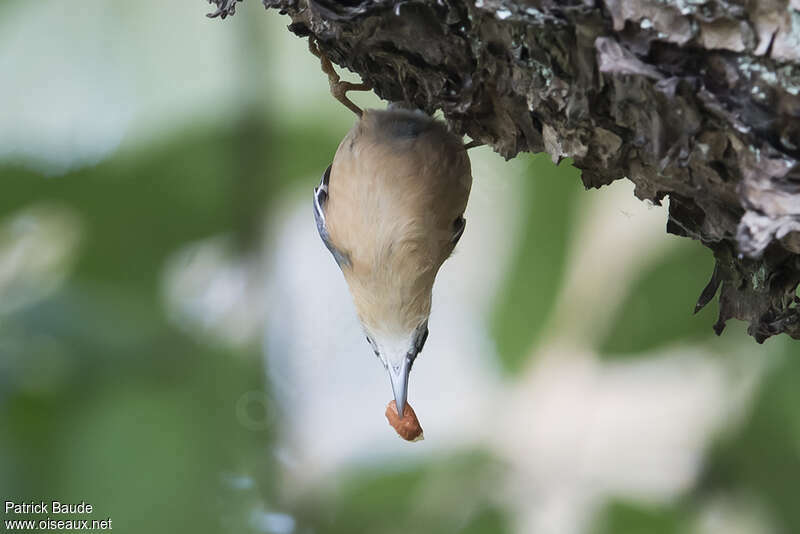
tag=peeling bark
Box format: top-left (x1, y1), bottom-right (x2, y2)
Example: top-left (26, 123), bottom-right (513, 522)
top-left (208, 0), bottom-right (800, 343)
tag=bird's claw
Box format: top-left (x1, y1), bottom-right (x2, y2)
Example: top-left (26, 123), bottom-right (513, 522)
top-left (308, 36), bottom-right (371, 117)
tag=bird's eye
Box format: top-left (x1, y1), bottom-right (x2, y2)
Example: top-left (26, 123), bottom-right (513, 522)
top-left (452, 216), bottom-right (466, 244)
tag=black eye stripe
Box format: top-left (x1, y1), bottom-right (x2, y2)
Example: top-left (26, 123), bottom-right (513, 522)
top-left (452, 216), bottom-right (466, 244)
top-left (416, 327), bottom-right (429, 352)
top-left (322, 164), bottom-right (332, 187)
top-left (365, 335), bottom-right (379, 356)
top-left (410, 322), bottom-right (429, 358)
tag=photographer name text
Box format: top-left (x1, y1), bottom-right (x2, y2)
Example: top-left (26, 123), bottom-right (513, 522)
top-left (4, 501), bottom-right (112, 531)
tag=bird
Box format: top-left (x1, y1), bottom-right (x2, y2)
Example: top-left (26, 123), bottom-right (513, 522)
top-left (309, 38), bottom-right (473, 418)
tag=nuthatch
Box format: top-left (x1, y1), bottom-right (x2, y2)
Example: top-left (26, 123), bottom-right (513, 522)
top-left (310, 39), bottom-right (473, 417)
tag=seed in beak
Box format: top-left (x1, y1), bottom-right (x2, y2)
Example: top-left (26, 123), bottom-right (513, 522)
top-left (385, 400), bottom-right (424, 442)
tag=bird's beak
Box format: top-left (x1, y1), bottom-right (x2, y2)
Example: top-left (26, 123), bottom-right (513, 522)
top-left (387, 356), bottom-right (412, 417)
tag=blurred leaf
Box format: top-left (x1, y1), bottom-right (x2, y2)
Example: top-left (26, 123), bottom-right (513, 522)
top-left (591, 500), bottom-right (688, 534)
top-left (490, 154), bottom-right (582, 374)
top-left (598, 238), bottom-right (717, 357)
top-left (699, 338), bottom-right (800, 532)
top-left (459, 507), bottom-right (509, 534)
top-left (292, 451), bottom-right (510, 534)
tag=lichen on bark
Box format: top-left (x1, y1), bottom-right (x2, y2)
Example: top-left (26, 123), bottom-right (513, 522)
top-left (208, 0), bottom-right (800, 343)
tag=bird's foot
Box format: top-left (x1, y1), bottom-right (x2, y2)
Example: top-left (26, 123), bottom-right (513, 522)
top-left (308, 36), bottom-right (371, 118)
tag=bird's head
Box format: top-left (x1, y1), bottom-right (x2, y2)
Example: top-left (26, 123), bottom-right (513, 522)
top-left (362, 320), bottom-right (429, 417)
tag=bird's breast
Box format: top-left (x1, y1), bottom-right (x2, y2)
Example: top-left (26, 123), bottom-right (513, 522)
top-left (322, 108), bottom-right (472, 332)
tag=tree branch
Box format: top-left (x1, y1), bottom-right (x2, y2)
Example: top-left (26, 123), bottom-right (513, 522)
top-left (209, 0), bottom-right (800, 343)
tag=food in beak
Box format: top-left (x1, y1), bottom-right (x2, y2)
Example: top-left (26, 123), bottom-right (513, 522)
top-left (385, 400), bottom-right (424, 442)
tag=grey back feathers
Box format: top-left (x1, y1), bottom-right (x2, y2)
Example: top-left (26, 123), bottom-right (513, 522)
top-left (383, 114), bottom-right (432, 139)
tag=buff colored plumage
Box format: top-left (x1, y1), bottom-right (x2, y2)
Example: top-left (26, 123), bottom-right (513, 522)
top-left (327, 110), bottom-right (471, 337)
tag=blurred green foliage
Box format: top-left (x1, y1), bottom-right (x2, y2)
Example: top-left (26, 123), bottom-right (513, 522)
top-left (490, 154), bottom-right (582, 374)
top-left (700, 337), bottom-right (800, 532)
top-left (591, 500), bottom-right (687, 534)
top-left (289, 452), bottom-right (509, 534)
top-left (598, 238), bottom-right (718, 357)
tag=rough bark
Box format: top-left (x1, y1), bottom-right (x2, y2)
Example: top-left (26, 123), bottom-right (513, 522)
top-left (208, 0), bottom-right (800, 343)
